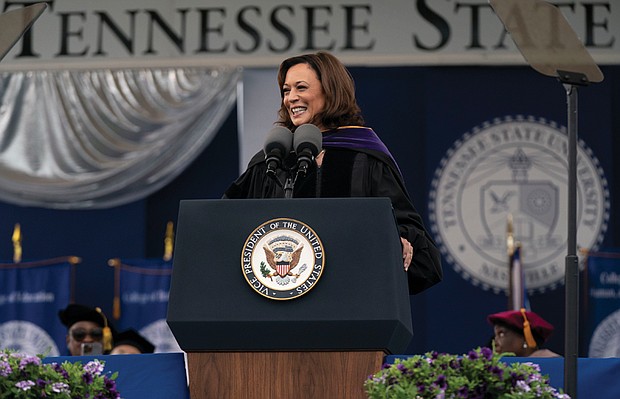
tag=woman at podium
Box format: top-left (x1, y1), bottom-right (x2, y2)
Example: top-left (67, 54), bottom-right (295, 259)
top-left (223, 51), bottom-right (442, 294)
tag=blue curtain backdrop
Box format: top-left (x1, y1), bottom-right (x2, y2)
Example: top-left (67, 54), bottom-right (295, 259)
top-left (1, 66), bottom-right (618, 356)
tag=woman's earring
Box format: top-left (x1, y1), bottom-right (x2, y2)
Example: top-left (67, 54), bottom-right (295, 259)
top-left (522, 342), bottom-right (528, 349)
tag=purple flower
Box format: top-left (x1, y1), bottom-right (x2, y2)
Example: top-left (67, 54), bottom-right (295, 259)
top-left (0, 361), bottom-right (12, 377)
top-left (522, 361), bottom-right (541, 373)
top-left (457, 386), bottom-right (469, 398)
top-left (467, 350), bottom-right (479, 360)
top-left (104, 375), bottom-right (117, 390)
top-left (19, 355), bottom-right (41, 369)
top-left (372, 375), bottom-right (387, 384)
top-left (516, 380), bottom-right (532, 392)
top-left (84, 360), bottom-right (104, 376)
top-left (480, 347), bottom-right (493, 360)
top-left (51, 382), bottom-right (70, 393)
top-left (82, 372), bottom-right (94, 384)
top-left (435, 374), bottom-right (447, 389)
top-left (489, 365), bottom-right (504, 378)
top-left (509, 371), bottom-right (522, 387)
top-left (15, 380), bottom-right (35, 391)
top-left (52, 363), bottom-right (70, 379)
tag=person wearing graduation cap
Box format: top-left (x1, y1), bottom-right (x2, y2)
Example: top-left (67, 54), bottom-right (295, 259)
top-left (58, 304), bottom-right (114, 356)
top-left (487, 308), bottom-right (561, 358)
top-left (110, 329), bottom-right (155, 355)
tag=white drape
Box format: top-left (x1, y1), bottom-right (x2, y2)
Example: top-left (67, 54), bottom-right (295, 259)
top-left (0, 67), bottom-right (240, 209)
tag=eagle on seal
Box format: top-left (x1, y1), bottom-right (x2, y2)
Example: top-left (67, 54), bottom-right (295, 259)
top-left (263, 243), bottom-right (304, 279)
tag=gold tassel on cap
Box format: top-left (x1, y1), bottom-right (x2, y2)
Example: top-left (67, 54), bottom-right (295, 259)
top-left (95, 307), bottom-right (113, 352)
top-left (520, 308), bottom-right (537, 348)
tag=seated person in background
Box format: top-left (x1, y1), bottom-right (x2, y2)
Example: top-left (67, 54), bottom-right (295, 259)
top-left (110, 329), bottom-right (155, 354)
top-left (58, 304), bottom-right (114, 356)
top-left (487, 309), bottom-right (561, 358)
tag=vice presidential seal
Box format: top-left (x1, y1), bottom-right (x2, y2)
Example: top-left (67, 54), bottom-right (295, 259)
top-left (429, 115), bottom-right (609, 293)
top-left (242, 218), bottom-right (324, 300)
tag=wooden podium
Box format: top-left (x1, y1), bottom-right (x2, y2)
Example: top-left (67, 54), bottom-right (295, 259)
top-left (168, 198), bottom-right (413, 399)
top-left (186, 351), bottom-right (384, 399)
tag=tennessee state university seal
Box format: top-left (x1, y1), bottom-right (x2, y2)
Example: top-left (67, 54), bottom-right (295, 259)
top-left (0, 320), bottom-right (59, 356)
top-left (429, 115), bottom-right (609, 293)
top-left (242, 218), bottom-right (325, 300)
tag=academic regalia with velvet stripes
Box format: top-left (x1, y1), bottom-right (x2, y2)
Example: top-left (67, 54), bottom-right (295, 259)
top-left (223, 126), bottom-right (442, 294)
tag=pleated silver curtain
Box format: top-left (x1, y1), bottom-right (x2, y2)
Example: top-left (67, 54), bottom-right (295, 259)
top-left (0, 67), bottom-right (240, 209)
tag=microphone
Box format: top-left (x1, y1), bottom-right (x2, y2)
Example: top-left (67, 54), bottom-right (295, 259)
top-left (263, 126), bottom-right (293, 176)
top-left (293, 124), bottom-right (322, 177)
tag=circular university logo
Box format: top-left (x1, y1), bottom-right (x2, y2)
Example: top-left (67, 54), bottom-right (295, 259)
top-left (140, 318), bottom-right (183, 353)
top-left (0, 320), bottom-right (60, 356)
top-left (589, 309), bottom-right (620, 357)
top-left (429, 115), bottom-right (609, 293)
top-left (242, 217), bottom-right (325, 300)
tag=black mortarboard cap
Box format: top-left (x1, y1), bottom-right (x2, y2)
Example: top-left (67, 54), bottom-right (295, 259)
top-left (58, 304), bottom-right (105, 328)
top-left (113, 329), bottom-right (155, 354)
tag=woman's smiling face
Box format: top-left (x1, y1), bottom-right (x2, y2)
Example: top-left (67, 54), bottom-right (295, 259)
top-left (282, 63), bottom-right (326, 129)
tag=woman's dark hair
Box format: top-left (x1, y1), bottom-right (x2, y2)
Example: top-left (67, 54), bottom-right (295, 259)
top-left (276, 51), bottom-right (364, 131)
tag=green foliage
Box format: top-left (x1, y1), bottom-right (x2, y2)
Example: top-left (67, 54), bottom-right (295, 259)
top-left (365, 347), bottom-right (570, 399)
top-left (260, 261), bottom-right (271, 277)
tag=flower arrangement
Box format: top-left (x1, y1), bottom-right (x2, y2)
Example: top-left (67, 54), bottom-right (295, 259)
top-left (0, 349), bottom-right (120, 398)
top-left (365, 347), bottom-right (570, 399)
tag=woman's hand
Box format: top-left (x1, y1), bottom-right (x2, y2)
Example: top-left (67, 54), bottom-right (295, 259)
top-left (401, 237), bottom-right (413, 271)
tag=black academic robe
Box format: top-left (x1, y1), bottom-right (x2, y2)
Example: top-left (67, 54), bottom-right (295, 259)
top-left (223, 146), bottom-right (443, 294)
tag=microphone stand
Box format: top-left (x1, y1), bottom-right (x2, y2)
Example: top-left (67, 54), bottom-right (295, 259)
top-left (266, 168), bottom-right (286, 194)
top-left (266, 167), bottom-right (294, 199)
top-left (489, 2), bottom-right (603, 397)
top-left (287, 153), bottom-right (314, 199)
top-left (560, 70), bottom-right (586, 398)
top-left (283, 177), bottom-right (294, 199)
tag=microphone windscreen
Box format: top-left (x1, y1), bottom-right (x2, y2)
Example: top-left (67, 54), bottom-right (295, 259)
top-left (263, 126), bottom-right (293, 156)
top-left (293, 124), bottom-right (322, 156)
